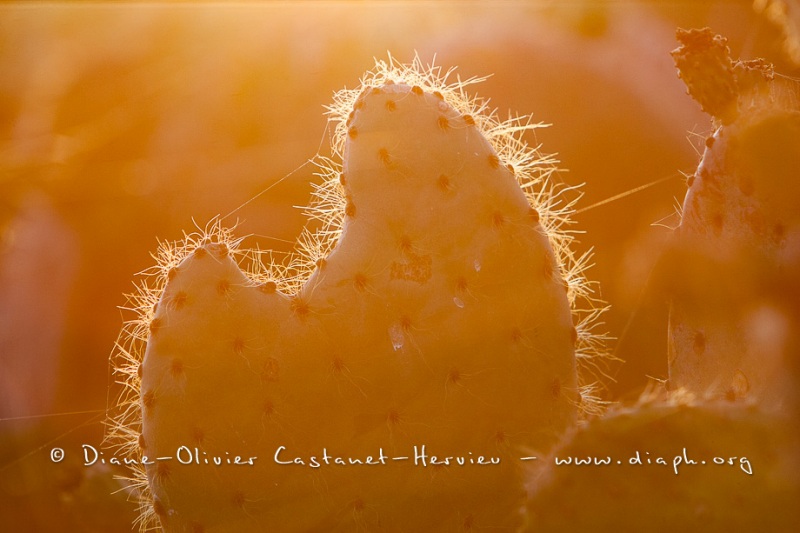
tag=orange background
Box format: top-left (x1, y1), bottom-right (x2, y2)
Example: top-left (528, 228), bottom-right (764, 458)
top-left (0, 2), bottom-right (797, 531)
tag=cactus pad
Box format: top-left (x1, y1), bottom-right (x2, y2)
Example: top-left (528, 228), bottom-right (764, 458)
top-left (108, 57), bottom-right (608, 532)
top-left (668, 30), bottom-right (800, 409)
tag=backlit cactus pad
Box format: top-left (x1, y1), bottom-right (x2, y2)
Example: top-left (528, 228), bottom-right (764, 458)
top-left (109, 57), bottom-right (608, 532)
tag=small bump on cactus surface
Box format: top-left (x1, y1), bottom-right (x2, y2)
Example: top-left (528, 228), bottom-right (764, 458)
top-left (107, 55), bottom-right (610, 532)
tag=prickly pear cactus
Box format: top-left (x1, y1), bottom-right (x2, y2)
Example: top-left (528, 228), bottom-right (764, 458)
top-left (524, 391), bottom-right (800, 532)
top-left (524, 29), bottom-right (800, 533)
top-left (667, 28), bottom-right (800, 408)
top-left (108, 57), bottom-right (607, 532)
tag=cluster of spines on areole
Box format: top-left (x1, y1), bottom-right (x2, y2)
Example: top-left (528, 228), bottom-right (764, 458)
top-left (320, 54), bottom-right (613, 411)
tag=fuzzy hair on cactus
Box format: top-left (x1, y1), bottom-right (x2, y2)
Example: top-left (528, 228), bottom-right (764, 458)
top-left (107, 56), bottom-right (609, 532)
top-left (667, 28), bottom-right (800, 409)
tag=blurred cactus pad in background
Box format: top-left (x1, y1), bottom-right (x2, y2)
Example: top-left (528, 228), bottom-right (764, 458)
top-left (1, 1), bottom-right (799, 532)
